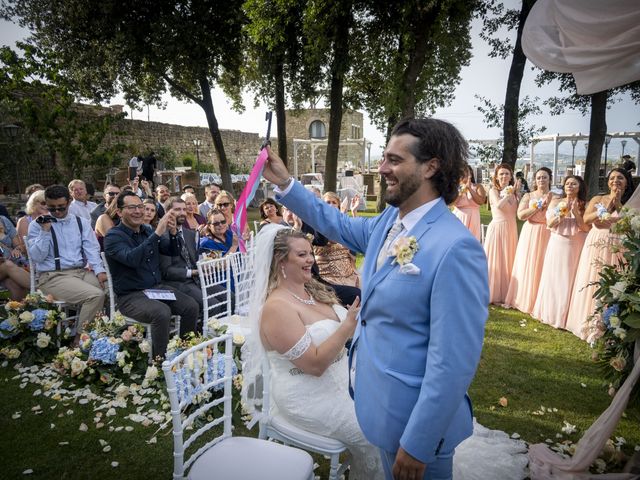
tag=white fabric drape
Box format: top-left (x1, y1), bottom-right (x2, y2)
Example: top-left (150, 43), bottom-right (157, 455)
top-left (522, 0), bottom-right (640, 95)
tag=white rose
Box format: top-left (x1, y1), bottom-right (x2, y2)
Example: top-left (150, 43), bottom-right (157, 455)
top-left (70, 357), bottom-right (87, 376)
top-left (113, 312), bottom-right (126, 327)
top-left (139, 340), bottom-right (151, 354)
top-left (36, 332), bottom-right (51, 348)
top-left (613, 327), bottom-right (627, 340)
top-left (123, 363), bottom-right (132, 375)
top-left (609, 315), bottom-right (621, 328)
top-left (630, 216), bottom-right (640, 232)
top-left (610, 281), bottom-right (628, 299)
top-left (116, 351), bottom-right (127, 367)
top-left (19, 311), bottom-right (34, 323)
top-left (233, 333), bottom-right (245, 345)
top-left (144, 365), bottom-right (159, 382)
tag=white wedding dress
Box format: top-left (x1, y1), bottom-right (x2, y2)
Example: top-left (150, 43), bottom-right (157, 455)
top-left (266, 305), bottom-right (384, 479)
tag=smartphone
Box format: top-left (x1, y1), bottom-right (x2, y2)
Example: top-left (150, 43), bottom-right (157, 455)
top-left (36, 215), bottom-right (57, 224)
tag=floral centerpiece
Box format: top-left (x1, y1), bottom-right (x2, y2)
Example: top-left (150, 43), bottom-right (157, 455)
top-left (53, 312), bottom-right (151, 385)
top-left (0, 292), bottom-right (65, 365)
top-left (587, 207), bottom-right (640, 402)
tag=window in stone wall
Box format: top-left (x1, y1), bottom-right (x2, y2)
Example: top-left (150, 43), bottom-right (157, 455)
top-left (309, 120), bottom-right (326, 139)
top-left (351, 125), bottom-right (361, 139)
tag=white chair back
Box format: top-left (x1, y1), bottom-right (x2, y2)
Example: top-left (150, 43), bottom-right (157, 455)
top-left (23, 236), bottom-right (36, 294)
top-left (100, 252), bottom-right (118, 319)
top-left (197, 256), bottom-right (232, 337)
top-left (227, 248), bottom-right (256, 317)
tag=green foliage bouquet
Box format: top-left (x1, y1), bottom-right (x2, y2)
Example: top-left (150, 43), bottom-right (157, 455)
top-left (0, 292), bottom-right (65, 365)
top-left (588, 208), bottom-right (640, 400)
top-left (53, 312), bottom-right (151, 385)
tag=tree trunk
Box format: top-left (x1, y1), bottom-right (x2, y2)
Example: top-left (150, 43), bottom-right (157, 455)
top-left (198, 77), bottom-right (233, 192)
top-left (584, 90), bottom-right (608, 200)
top-left (325, 6), bottom-right (351, 193)
top-left (502, 0), bottom-right (535, 168)
top-left (274, 61), bottom-right (288, 167)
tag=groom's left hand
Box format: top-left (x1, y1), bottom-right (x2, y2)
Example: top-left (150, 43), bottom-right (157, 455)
top-left (393, 447), bottom-right (426, 480)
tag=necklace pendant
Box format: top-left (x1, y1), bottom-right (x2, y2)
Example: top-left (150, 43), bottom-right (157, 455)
top-left (288, 289), bottom-right (316, 305)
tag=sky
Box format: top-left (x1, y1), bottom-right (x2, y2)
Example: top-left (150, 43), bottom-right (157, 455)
top-left (1, 5), bottom-right (638, 161)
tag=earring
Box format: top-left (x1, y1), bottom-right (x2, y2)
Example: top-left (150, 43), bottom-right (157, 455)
top-left (281, 266), bottom-right (287, 279)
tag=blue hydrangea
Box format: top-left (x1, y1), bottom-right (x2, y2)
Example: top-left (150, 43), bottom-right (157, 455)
top-left (602, 304), bottom-right (620, 328)
top-left (28, 309), bottom-right (50, 331)
top-left (88, 337), bottom-right (120, 364)
top-left (0, 319), bottom-right (18, 339)
top-left (174, 353), bottom-right (237, 403)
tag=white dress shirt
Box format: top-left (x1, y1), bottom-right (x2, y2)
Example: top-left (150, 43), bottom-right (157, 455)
top-left (68, 199), bottom-right (98, 221)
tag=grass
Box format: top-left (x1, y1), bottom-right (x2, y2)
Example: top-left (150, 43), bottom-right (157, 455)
top-left (1, 307), bottom-right (638, 479)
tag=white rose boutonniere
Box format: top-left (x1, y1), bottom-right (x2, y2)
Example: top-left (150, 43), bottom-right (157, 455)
top-left (390, 236), bottom-right (419, 266)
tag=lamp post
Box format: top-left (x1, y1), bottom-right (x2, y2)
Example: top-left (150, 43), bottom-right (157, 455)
top-left (570, 138), bottom-right (578, 166)
top-left (2, 124), bottom-right (21, 193)
top-left (366, 140), bottom-right (372, 172)
top-left (621, 139), bottom-right (627, 157)
top-left (604, 134), bottom-right (612, 175)
top-left (193, 139), bottom-right (201, 172)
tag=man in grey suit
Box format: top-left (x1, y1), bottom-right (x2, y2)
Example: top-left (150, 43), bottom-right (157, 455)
top-left (159, 197), bottom-right (225, 324)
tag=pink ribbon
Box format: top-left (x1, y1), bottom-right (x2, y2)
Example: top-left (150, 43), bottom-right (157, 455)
top-left (232, 148), bottom-right (268, 252)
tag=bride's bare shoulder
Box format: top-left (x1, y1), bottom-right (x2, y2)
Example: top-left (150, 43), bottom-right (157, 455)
top-left (262, 294), bottom-right (299, 320)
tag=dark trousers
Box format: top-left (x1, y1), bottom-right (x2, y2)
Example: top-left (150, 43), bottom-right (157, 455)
top-left (116, 285), bottom-right (198, 358)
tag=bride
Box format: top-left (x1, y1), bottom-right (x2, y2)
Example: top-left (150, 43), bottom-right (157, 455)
top-left (242, 224), bottom-right (384, 479)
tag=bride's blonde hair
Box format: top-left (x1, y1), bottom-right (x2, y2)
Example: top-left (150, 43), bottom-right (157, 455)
top-left (268, 228), bottom-right (339, 305)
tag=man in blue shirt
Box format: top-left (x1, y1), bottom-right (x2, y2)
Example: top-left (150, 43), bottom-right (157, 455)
top-left (27, 185), bottom-right (106, 337)
top-left (104, 192), bottom-right (198, 358)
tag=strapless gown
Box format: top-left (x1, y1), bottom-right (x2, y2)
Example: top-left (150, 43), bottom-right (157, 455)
top-left (266, 306), bottom-right (529, 479)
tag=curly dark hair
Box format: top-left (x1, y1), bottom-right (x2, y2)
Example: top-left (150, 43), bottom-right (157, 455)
top-left (608, 167), bottom-right (634, 204)
top-left (259, 198), bottom-right (283, 220)
top-left (562, 175), bottom-right (587, 204)
top-left (391, 118), bottom-right (469, 204)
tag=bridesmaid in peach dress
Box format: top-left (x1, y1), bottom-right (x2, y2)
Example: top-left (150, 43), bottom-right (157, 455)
top-left (504, 167), bottom-right (554, 314)
top-left (532, 175), bottom-right (590, 329)
top-left (565, 168), bottom-right (634, 340)
top-left (484, 163), bottom-right (519, 304)
top-left (452, 165), bottom-right (486, 241)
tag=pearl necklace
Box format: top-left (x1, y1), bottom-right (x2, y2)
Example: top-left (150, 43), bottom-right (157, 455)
top-left (287, 289), bottom-right (316, 305)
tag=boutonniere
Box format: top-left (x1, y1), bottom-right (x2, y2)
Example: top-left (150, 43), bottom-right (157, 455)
top-left (554, 201), bottom-right (569, 219)
top-left (390, 236), bottom-right (419, 266)
top-left (500, 185), bottom-right (514, 198)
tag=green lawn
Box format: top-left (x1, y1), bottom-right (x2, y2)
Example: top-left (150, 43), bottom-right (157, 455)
top-left (1, 306), bottom-right (638, 479)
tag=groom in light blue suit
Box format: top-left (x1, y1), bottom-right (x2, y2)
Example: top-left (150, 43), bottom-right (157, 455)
top-left (264, 118), bottom-right (488, 480)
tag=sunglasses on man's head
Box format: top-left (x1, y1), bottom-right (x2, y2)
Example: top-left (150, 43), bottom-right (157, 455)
top-left (217, 202), bottom-right (231, 208)
top-left (47, 206), bottom-right (67, 213)
top-left (208, 219), bottom-right (227, 227)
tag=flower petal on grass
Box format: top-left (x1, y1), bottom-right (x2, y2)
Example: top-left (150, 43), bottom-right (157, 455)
top-left (22, 469), bottom-right (33, 475)
top-left (498, 397), bottom-right (508, 407)
top-left (79, 423), bottom-right (88, 431)
top-left (111, 462), bottom-right (119, 468)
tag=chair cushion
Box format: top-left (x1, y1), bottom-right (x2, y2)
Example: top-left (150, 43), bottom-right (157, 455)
top-left (269, 413), bottom-right (348, 452)
top-left (188, 436), bottom-right (313, 480)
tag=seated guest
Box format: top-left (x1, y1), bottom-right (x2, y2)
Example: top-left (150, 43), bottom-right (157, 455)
top-left (95, 200), bottom-right (120, 251)
top-left (68, 179), bottom-right (98, 221)
top-left (16, 190), bottom-right (49, 258)
top-left (214, 190), bottom-right (251, 238)
top-left (0, 216), bottom-right (24, 265)
top-left (0, 257), bottom-right (30, 300)
top-left (199, 183), bottom-right (221, 218)
top-left (27, 185), bottom-right (106, 336)
top-left (182, 184), bottom-right (196, 195)
top-left (199, 209), bottom-right (238, 257)
top-left (160, 198), bottom-right (225, 320)
top-left (258, 198), bottom-right (287, 229)
top-left (90, 183), bottom-right (121, 229)
top-left (142, 198), bottom-right (159, 227)
top-left (155, 184), bottom-right (171, 218)
top-left (24, 184), bottom-right (44, 196)
top-left (104, 192), bottom-right (198, 358)
top-left (181, 193), bottom-right (206, 231)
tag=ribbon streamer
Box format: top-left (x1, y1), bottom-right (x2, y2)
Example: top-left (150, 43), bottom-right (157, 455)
top-left (232, 148), bottom-right (269, 252)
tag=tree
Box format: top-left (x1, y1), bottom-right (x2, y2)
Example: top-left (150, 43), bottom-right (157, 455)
top-left (3, 0), bottom-right (246, 192)
top-left (348, 0), bottom-right (477, 210)
top-left (0, 44), bottom-right (124, 187)
top-left (478, 0), bottom-right (537, 167)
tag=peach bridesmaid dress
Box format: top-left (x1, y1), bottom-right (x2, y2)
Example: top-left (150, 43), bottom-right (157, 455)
top-left (484, 189), bottom-right (518, 304)
top-left (565, 214), bottom-right (622, 340)
top-left (531, 211), bottom-right (587, 329)
top-left (452, 189), bottom-right (481, 241)
top-left (504, 193), bottom-right (551, 314)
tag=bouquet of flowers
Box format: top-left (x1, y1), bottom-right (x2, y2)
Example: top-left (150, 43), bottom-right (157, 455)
top-left (587, 207), bottom-right (640, 402)
top-left (52, 312), bottom-right (151, 385)
top-left (595, 203), bottom-right (612, 221)
top-left (499, 185), bottom-right (514, 198)
top-left (554, 201), bottom-right (569, 219)
top-left (0, 292), bottom-right (65, 365)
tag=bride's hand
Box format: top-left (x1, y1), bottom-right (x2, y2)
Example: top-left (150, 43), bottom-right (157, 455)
top-left (344, 297), bottom-right (361, 334)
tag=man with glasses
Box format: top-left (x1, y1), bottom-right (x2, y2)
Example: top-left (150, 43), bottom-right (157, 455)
top-left (90, 183), bottom-right (121, 229)
top-left (68, 179), bottom-right (98, 221)
top-left (104, 192), bottom-right (198, 358)
top-left (27, 185), bottom-right (106, 339)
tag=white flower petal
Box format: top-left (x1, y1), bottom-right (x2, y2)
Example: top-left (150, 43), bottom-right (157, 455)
top-left (111, 462), bottom-right (119, 468)
top-left (79, 423), bottom-right (88, 432)
top-left (22, 469), bottom-right (33, 475)
top-left (102, 446), bottom-right (111, 453)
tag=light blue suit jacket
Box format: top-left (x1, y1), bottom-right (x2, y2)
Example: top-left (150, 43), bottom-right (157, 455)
top-left (278, 182), bottom-right (488, 464)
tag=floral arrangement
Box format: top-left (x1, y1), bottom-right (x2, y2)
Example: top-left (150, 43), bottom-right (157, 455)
top-left (391, 236), bottom-right (419, 266)
top-left (530, 198), bottom-right (545, 210)
top-left (0, 292), bottom-right (66, 365)
top-left (595, 203), bottom-right (612, 221)
top-left (499, 185), bottom-right (514, 198)
top-left (554, 201), bottom-right (569, 219)
top-left (52, 312), bottom-right (152, 385)
top-left (457, 183), bottom-right (468, 196)
top-left (587, 207), bottom-right (640, 401)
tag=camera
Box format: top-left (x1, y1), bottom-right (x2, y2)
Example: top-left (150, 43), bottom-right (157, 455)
top-left (36, 215), bottom-right (57, 224)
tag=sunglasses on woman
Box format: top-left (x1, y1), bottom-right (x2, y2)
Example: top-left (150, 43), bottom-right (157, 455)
top-left (208, 219), bottom-right (227, 227)
top-left (217, 202), bottom-right (231, 208)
